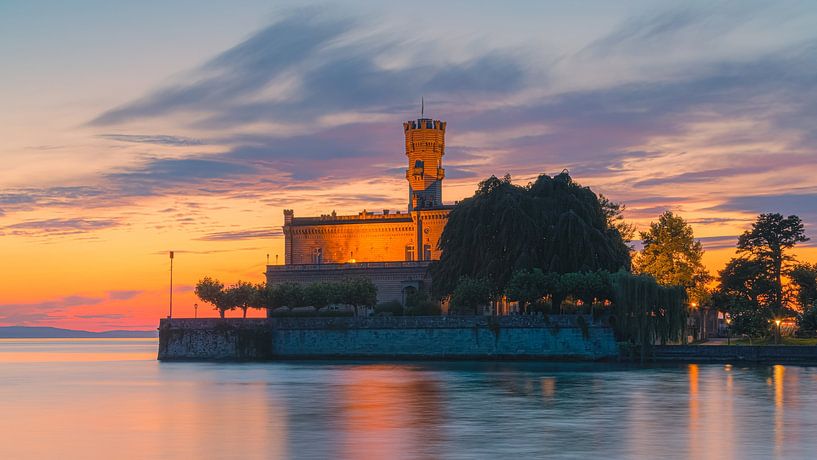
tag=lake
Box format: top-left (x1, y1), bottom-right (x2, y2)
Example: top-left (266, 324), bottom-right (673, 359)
top-left (1, 339), bottom-right (816, 459)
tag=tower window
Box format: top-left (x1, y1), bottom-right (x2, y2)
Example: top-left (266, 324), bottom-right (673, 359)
top-left (313, 247), bottom-right (323, 264)
top-left (423, 244), bottom-right (432, 260)
top-left (414, 160), bottom-right (424, 168)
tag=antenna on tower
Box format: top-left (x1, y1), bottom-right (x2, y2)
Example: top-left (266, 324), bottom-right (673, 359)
top-left (421, 97), bottom-right (424, 118)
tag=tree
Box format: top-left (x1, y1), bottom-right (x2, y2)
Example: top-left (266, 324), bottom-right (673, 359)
top-left (634, 211), bottom-right (711, 304)
top-left (713, 258), bottom-right (775, 336)
top-left (450, 276), bottom-right (492, 315)
top-left (303, 282), bottom-right (333, 309)
top-left (789, 263), bottom-right (817, 311)
top-left (276, 282), bottom-right (305, 308)
top-left (599, 194), bottom-right (636, 244)
top-left (736, 213), bottom-right (808, 314)
top-left (609, 271), bottom-right (687, 355)
top-left (226, 281), bottom-right (256, 318)
top-left (505, 269), bottom-right (547, 314)
top-left (431, 171), bottom-right (631, 298)
top-left (195, 277), bottom-right (233, 318)
top-left (337, 278), bottom-right (377, 316)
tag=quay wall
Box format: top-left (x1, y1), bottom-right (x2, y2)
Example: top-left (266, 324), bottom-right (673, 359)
top-left (654, 345), bottom-right (817, 363)
top-left (157, 317), bottom-right (618, 361)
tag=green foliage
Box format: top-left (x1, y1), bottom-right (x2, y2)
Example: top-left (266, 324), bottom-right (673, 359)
top-left (790, 263), bottom-right (817, 311)
top-left (405, 301), bottom-right (442, 316)
top-left (431, 171), bottom-right (631, 298)
top-left (736, 213), bottom-right (809, 314)
top-left (505, 268), bottom-right (547, 314)
top-left (450, 276), bottom-right (492, 315)
top-left (276, 282), bottom-right (305, 308)
top-left (798, 304), bottom-right (817, 336)
top-left (225, 280), bottom-right (256, 318)
top-left (608, 270), bottom-right (687, 352)
top-left (374, 300), bottom-right (404, 316)
top-left (635, 211), bottom-right (711, 304)
top-left (194, 277), bottom-right (234, 318)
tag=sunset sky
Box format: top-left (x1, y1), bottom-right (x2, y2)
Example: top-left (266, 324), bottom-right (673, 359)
top-left (2, 0), bottom-right (817, 330)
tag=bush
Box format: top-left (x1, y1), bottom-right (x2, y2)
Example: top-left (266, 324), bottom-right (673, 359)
top-left (798, 304), bottom-right (817, 336)
top-left (374, 300), bottom-right (404, 316)
top-left (405, 301), bottom-right (442, 316)
top-left (318, 309), bottom-right (354, 317)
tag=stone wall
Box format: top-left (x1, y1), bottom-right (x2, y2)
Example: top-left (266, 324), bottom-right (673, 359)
top-left (654, 345), bottom-right (817, 363)
top-left (266, 261), bottom-right (432, 305)
top-left (158, 316), bottom-right (618, 361)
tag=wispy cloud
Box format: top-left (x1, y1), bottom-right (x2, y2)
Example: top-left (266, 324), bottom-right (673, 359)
top-left (198, 228), bottom-right (284, 241)
top-left (99, 134), bottom-right (205, 146)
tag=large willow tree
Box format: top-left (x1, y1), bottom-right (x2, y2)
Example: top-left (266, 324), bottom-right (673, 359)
top-left (431, 172), bottom-right (631, 297)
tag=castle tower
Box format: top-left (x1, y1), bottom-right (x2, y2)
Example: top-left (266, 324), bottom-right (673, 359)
top-left (404, 117), bottom-right (446, 211)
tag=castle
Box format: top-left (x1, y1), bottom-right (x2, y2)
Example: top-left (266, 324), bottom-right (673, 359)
top-left (266, 116), bottom-right (454, 305)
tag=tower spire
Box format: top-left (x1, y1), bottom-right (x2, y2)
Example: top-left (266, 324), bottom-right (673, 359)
top-left (421, 97), bottom-right (424, 118)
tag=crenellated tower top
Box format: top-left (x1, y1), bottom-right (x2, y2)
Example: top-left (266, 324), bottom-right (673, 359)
top-left (404, 118), bottom-right (446, 211)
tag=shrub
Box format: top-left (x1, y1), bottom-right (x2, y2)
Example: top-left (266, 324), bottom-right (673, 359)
top-left (405, 301), bottom-right (442, 316)
top-left (374, 300), bottom-right (404, 316)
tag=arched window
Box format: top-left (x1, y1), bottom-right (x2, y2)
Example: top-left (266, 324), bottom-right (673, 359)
top-left (405, 245), bottom-right (415, 261)
top-left (414, 159), bottom-right (424, 169)
top-left (312, 247), bottom-right (322, 264)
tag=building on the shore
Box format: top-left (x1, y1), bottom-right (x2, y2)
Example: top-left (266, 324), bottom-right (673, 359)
top-left (266, 116), bottom-right (454, 305)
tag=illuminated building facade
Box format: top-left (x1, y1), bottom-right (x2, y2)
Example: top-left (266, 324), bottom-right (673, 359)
top-left (266, 117), bottom-right (454, 305)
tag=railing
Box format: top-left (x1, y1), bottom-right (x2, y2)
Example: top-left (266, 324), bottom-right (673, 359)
top-left (267, 261), bottom-right (433, 271)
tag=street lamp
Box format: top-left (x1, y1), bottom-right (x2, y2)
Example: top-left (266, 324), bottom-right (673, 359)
top-left (194, 303), bottom-right (198, 319)
top-left (775, 319), bottom-right (782, 345)
top-left (169, 251), bottom-right (174, 319)
top-left (725, 316), bottom-right (731, 345)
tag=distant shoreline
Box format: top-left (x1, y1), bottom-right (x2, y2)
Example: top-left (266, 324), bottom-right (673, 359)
top-left (0, 326), bottom-right (157, 339)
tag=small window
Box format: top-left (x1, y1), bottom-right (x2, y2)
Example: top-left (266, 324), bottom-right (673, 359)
top-left (313, 248), bottom-right (323, 264)
top-left (414, 160), bottom-right (424, 169)
top-left (405, 245), bottom-right (415, 261)
top-left (423, 244), bottom-right (432, 260)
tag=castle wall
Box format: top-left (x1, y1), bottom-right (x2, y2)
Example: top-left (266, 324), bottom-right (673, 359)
top-left (266, 262), bottom-right (432, 305)
top-left (284, 209), bottom-right (451, 265)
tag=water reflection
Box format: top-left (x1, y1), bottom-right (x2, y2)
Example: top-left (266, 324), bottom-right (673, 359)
top-left (2, 340), bottom-right (817, 459)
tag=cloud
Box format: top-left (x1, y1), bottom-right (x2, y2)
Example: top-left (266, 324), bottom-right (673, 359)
top-left (74, 314), bottom-right (127, 319)
top-left (107, 290), bottom-right (142, 300)
top-left (99, 134), bottom-right (205, 146)
top-left (2, 218), bottom-right (120, 237)
top-left (198, 228), bottom-right (284, 241)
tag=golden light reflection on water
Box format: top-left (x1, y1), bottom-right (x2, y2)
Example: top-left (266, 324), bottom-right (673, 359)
top-left (0, 338), bottom-right (156, 362)
top-left (774, 364), bottom-right (785, 458)
top-left (2, 342), bottom-right (817, 459)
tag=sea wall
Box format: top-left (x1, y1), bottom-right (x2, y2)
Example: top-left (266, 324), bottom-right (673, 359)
top-left (157, 316), bottom-right (618, 361)
top-left (654, 345), bottom-right (817, 363)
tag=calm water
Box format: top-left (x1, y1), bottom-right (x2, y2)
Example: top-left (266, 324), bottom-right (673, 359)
top-left (1, 339), bottom-right (817, 459)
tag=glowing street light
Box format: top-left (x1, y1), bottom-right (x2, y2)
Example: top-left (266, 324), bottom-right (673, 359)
top-left (775, 319), bottom-right (782, 344)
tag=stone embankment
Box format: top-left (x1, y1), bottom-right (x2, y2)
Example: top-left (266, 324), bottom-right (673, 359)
top-left (157, 316), bottom-right (618, 361)
top-left (654, 345), bottom-right (817, 363)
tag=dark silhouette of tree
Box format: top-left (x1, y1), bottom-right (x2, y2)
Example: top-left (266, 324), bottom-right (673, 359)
top-left (736, 213), bottom-right (808, 315)
top-left (450, 276), bottom-right (492, 315)
top-left (504, 268), bottom-right (547, 314)
top-left (227, 281), bottom-right (256, 318)
top-left (431, 171), bottom-right (631, 298)
top-left (195, 277), bottom-right (234, 318)
top-left (790, 263), bottom-right (817, 311)
top-left (635, 211), bottom-right (711, 304)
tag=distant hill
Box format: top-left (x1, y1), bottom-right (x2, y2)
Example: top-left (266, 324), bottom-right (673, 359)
top-left (0, 326), bottom-right (157, 338)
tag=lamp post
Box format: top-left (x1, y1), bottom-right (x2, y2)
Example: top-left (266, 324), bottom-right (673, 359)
top-left (726, 316), bottom-right (731, 345)
top-left (169, 251), bottom-right (174, 319)
top-left (194, 303), bottom-right (198, 319)
top-left (775, 319), bottom-right (782, 345)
